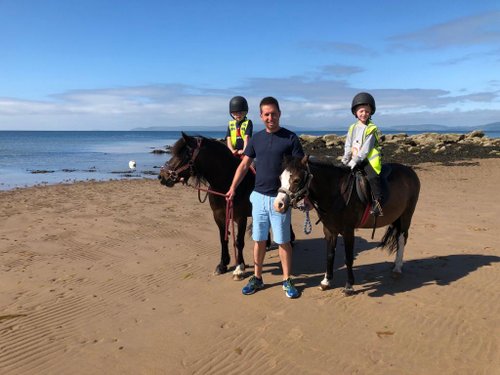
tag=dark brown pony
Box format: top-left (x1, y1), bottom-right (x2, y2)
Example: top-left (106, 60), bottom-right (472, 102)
top-left (159, 133), bottom-right (294, 279)
top-left (275, 155), bottom-right (420, 295)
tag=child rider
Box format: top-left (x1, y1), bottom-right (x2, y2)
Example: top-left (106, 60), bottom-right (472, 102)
top-left (226, 96), bottom-right (253, 156)
top-left (342, 92), bottom-right (384, 217)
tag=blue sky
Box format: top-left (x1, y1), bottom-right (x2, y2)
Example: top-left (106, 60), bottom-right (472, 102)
top-left (1, 0), bottom-right (499, 130)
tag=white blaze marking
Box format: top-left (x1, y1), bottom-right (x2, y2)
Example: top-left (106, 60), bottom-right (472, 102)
top-left (274, 169), bottom-right (292, 212)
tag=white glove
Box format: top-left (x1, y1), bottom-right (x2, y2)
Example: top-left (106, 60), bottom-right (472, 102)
top-left (341, 157), bottom-right (349, 166)
top-left (347, 160), bottom-right (357, 169)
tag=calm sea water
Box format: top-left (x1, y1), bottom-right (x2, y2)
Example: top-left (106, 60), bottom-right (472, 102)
top-left (1, 129), bottom-right (498, 190)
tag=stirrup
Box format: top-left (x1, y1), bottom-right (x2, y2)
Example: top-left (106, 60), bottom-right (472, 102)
top-left (370, 200), bottom-right (384, 217)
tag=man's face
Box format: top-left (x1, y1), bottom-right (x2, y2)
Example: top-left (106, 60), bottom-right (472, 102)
top-left (260, 104), bottom-right (281, 133)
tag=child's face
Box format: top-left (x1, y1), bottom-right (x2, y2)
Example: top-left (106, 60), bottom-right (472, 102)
top-left (231, 111), bottom-right (247, 121)
top-left (355, 105), bottom-right (372, 124)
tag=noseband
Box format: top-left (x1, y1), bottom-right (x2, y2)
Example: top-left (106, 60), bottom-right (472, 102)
top-left (278, 164), bottom-right (313, 208)
top-left (160, 137), bottom-right (202, 183)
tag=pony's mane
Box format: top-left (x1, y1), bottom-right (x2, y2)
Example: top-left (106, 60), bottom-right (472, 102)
top-left (170, 135), bottom-right (236, 187)
top-left (308, 157), bottom-right (338, 169)
top-left (171, 135), bottom-right (230, 158)
top-left (170, 137), bottom-right (188, 157)
top-left (283, 155), bottom-right (345, 172)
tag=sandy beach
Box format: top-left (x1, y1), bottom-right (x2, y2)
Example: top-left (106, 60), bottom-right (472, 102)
top-left (1, 158), bottom-right (499, 375)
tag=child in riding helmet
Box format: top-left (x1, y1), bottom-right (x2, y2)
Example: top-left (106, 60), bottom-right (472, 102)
top-left (342, 92), bottom-right (384, 216)
top-left (226, 96), bottom-right (253, 156)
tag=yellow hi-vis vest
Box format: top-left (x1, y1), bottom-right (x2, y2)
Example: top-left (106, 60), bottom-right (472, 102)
top-left (228, 119), bottom-right (249, 149)
top-left (348, 121), bottom-right (382, 174)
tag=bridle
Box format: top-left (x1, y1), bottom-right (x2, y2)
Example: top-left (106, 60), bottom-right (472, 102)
top-left (278, 163), bottom-right (313, 208)
top-left (160, 137), bottom-right (202, 183)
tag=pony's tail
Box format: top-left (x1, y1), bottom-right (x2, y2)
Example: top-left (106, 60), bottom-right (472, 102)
top-left (378, 224), bottom-right (400, 254)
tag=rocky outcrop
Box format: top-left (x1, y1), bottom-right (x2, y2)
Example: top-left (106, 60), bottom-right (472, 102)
top-left (299, 130), bottom-right (500, 165)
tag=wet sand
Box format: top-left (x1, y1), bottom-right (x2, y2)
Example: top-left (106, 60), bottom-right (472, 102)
top-left (1, 159), bottom-right (499, 374)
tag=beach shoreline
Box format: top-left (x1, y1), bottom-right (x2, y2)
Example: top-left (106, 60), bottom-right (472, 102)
top-left (1, 158), bottom-right (499, 374)
top-left (1, 130), bottom-right (499, 191)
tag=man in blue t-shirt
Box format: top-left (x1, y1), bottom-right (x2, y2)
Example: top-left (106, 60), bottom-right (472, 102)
top-left (226, 97), bottom-right (304, 299)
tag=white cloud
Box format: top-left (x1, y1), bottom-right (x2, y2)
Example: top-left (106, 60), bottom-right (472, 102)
top-left (388, 11), bottom-right (500, 50)
top-left (1, 77), bottom-right (499, 130)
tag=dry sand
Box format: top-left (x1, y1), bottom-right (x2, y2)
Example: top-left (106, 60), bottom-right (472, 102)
top-left (1, 159), bottom-right (499, 375)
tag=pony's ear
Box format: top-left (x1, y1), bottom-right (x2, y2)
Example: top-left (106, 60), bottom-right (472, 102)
top-left (181, 132), bottom-right (198, 147)
top-left (301, 154), bottom-right (310, 165)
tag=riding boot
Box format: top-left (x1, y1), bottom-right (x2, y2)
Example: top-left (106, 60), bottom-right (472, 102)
top-left (369, 176), bottom-right (384, 217)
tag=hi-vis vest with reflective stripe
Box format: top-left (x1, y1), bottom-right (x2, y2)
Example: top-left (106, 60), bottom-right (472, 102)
top-left (348, 121), bottom-right (382, 174)
top-left (228, 119), bottom-right (250, 149)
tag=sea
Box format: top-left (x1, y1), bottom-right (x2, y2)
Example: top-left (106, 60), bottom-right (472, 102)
top-left (1, 129), bottom-right (499, 191)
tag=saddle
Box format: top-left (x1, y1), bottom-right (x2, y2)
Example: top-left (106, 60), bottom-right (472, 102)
top-left (340, 165), bottom-right (392, 235)
top-left (233, 154), bottom-right (256, 175)
top-left (344, 164), bottom-right (392, 207)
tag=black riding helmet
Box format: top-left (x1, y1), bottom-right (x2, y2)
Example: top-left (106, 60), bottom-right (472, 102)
top-left (229, 96), bottom-right (248, 115)
top-left (351, 92), bottom-right (376, 116)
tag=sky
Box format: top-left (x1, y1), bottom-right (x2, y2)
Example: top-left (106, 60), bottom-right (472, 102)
top-left (0, 0), bottom-right (499, 131)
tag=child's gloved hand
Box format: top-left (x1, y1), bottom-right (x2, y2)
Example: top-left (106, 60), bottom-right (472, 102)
top-left (341, 157), bottom-right (349, 165)
top-left (347, 160), bottom-right (357, 169)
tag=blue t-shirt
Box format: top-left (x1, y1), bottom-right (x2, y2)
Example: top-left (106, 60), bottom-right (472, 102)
top-left (244, 127), bottom-right (304, 195)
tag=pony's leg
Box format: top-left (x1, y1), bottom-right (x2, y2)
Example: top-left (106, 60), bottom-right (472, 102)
top-left (343, 231), bottom-right (356, 295)
top-left (392, 208), bottom-right (414, 277)
top-left (392, 232), bottom-right (407, 277)
top-left (214, 216), bottom-right (230, 275)
top-left (232, 217), bottom-right (247, 281)
top-left (320, 231), bottom-right (338, 290)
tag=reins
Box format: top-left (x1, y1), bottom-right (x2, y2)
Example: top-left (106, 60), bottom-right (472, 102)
top-left (192, 185), bottom-right (238, 266)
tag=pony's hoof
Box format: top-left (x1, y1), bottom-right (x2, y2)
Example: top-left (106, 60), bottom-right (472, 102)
top-left (343, 286), bottom-right (355, 296)
top-left (232, 264), bottom-right (245, 281)
top-left (319, 282), bottom-right (330, 291)
top-left (214, 265), bottom-right (228, 275)
top-left (232, 273), bottom-right (244, 281)
top-left (391, 271), bottom-right (402, 280)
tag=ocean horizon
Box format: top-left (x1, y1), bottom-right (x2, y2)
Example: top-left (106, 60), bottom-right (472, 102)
top-left (1, 129), bottom-right (499, 191)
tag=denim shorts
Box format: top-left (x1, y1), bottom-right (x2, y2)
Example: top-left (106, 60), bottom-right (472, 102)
top-left (250, 191), bottom-right (291, 244)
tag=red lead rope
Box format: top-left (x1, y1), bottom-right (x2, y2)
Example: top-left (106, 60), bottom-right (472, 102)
top-left (192, 185), bottom-right (238, 266)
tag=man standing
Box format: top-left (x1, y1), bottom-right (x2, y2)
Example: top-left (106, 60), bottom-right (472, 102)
top-left (226, 97), bottom-right (304, 298)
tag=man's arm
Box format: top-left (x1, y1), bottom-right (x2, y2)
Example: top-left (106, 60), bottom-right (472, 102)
top-left (226, 155), bottom-right (253, 200)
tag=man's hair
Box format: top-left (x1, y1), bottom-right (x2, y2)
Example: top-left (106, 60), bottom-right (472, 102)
top-left (259, 96), bottom-right (280, 113)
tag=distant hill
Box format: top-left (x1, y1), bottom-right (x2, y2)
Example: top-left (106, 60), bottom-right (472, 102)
top-left (131, 122), bottom-right (500, 132)
top-left (385, 124), bottom-right (451, 132)
top-left (384, 122), bottom-right (500, 132)
top-left (481, 122), bottom-right (500, 131)
top-left (131, 126), bottom-right (214, 132)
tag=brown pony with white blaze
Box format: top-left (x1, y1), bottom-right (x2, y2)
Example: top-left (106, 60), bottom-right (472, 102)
top-left (274, 155), bottom-right (420, 295)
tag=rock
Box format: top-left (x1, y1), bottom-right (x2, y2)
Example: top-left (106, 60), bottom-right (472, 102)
top-left (300, 131), bottom-right (500, 165)
top-left (29, 170), bottom-right (55, 174)
top-left (466, 130), bottom-right (485, 138)
top-left (299, 134), bottom-right (321, 143)
top-left (151, 149), bottom-right (170, 154)
top-left (323, 134), bottom-right (343, 148)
